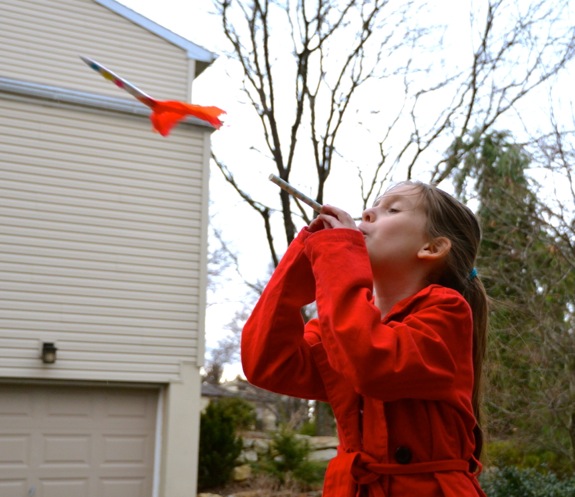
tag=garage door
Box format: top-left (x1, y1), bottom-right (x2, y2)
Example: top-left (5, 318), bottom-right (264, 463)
top-left (0, 384), bottom-right (158, 497)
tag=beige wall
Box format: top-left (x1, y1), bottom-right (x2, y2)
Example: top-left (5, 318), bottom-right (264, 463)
top-left (0, 0), bottom-right (192, 101)
top-left (0, 2), bottom-right (215, 494)
top-left (162, 363), bottom-right (203, 496)
top-left (0, 91), bottom-right (210, 383)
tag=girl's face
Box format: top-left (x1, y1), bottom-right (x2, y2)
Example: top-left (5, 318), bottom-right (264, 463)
top-left (358, 185), bottom-right (430, 276)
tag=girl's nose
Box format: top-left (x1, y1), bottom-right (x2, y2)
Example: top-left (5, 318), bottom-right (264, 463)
top-left (362, 208), bottom-right (374, 222)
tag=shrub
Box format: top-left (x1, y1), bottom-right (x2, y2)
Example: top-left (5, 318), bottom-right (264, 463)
top-left (486, 439), bottom-right (573, 476)
top-left (479, 466), bottom-right (575, 497)
top-left (299, 420), bottom-right (317, 436)
top-left (256, 426), bottom-right (325, 490)
top-left (214, 397), bottom-right (257, 431)
top-left (197, 400), bottom-right (244, 491)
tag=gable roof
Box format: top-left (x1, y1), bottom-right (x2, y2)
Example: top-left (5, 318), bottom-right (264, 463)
top-left (95, 0), bottom-right (216, 74)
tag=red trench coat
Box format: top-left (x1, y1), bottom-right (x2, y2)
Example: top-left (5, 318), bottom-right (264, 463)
top-left (242, 228), bottom-right (486, 497)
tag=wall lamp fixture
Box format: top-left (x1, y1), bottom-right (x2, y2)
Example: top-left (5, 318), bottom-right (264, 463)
top-left (41, 342), bottom-right (58, 364)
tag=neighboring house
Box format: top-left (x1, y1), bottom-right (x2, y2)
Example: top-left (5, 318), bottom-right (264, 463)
top-left (223, 378), bottom-right (281, 432)
top-left (0, 1), bottom-right (218, 496)
top-left (201, 378), bottom-right (284, 432)
top-left (199, 381), bottom-right (236, 413)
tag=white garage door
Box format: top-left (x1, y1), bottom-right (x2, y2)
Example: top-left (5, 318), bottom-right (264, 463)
top-left (0, 384), bottom-right (158, 497)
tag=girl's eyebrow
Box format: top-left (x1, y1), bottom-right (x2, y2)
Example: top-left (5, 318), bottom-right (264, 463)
top-left (374, 194), bottom-right (403, 206)
top-left (374, 191), bottom-right (423, 210)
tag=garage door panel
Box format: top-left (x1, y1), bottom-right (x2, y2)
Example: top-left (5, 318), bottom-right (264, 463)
top-left (105, 392), bottom-right (151, 417)
top-left (101, 478), bottom-right (147, 497)
top-left (0, 390), bottom-right (33, 416)
top-left (0, 385), bottom-right (158, 497)
top-left (102, 434), bottom-right (151, 464)
top-left (1, 479), bottom-right (27, 497)
top-left (40, 478), bottom-right (89, 497)
top-left (45, 391), bottom-right (95, 417)
top-left (42, 434), bottom-right (92, 465)
top-left (0, 434), bottom-right (30, 465)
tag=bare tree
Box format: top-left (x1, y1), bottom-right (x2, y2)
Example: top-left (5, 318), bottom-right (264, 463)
top-left (212, 0), bottom-right (575, 264)
top-left (205, 0), bottom-right (575, 443)
top-left (204, 227), bottom-right (267, 383)
top-left (204, 308), bottom-right (247, 384)
top-left (528, 110), bottom-right (575, 466)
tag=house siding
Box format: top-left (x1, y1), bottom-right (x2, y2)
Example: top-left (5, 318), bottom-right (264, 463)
top-left (1, 1), bottom-right (214, 493)
top-left (0, 93), bottom-right (210, 382)
top-left (0, 0), bottom-right (191, 101)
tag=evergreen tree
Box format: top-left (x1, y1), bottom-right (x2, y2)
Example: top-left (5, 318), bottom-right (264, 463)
top-left (197, 400), bottom-right (244, 490)
top-left (449, 130), bottom-right (575, 472)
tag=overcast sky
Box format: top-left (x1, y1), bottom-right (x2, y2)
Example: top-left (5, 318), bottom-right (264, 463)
top-left (114, 1), bottom-right (574, 380)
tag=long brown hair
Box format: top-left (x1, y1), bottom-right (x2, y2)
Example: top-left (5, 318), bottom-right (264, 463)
top-left (397, 181), bottom-right (489, 468)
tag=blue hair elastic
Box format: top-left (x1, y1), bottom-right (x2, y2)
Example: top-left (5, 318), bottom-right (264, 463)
top-left (469, 268), bottom-right (478, 281)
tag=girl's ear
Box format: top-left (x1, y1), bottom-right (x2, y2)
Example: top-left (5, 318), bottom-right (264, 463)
top-left (418, 236), bottom-right (452, 261)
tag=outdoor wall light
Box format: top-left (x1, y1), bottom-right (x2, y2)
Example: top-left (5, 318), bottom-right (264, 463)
top-left (41, 342), bottom-right (58, 364)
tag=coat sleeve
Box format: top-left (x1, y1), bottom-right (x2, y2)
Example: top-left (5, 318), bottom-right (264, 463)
top-left (303, 228), bottom-right (474, 403)
top-left (241, 229), bottom-right (328, 401)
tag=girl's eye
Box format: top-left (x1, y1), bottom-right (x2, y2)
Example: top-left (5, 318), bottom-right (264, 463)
top-left (388, 208), bottom-right (400, 213)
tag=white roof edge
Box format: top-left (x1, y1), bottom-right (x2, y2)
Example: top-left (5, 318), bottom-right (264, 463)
top-left (0, 77), bottom-right (217, 130)
top-left (94, 0), bottom-right (217, 63)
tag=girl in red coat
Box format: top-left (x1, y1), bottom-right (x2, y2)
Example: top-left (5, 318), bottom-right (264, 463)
top-left (241, 181), bottom-right (488, 497)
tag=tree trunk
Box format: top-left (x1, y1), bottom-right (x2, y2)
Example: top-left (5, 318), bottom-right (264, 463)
top-left (315, 401), bottom-right (336, 436)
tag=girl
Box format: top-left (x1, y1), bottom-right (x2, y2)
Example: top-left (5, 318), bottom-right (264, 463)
top-left (241, 181), bottom-right (488, 497)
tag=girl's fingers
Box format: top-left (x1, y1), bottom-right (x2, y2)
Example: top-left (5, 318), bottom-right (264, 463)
top-left (308, 205), bottom-right (358, 232)
top-left (308, 216), bottom-right (326, 232)
top-left (312, 215), bottom-right (357, 232)
top-left (319, 205), bottom-right (357, 230)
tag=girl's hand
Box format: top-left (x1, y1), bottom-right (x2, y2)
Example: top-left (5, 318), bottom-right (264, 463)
top-left (308, 205), bottom-right (359, 232)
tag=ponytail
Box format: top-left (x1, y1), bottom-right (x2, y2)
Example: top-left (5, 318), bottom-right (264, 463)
top-left (462, 275), bottom-right (489, 470)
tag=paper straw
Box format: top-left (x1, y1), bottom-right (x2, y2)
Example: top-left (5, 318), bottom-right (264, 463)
top-left (269, 174), bottom-right (322, 213)
top-left (80, 56), bottom-right (156, 108)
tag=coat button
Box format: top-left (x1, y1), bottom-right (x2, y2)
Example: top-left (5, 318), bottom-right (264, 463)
top-left (394, 446), bottom-right (412, 464)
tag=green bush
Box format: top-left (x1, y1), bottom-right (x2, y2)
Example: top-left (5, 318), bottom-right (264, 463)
top-left (486, 440), bottom-right (572, 476)
top-left (214, 397), bottom-right (257, 431)
top-left (197, 400), bottom-right (244, 491)
top-left (298, 420), bottom-right (317, 436)
top-left (479, 466), bottom-right (575, 497)
top-left (256, 426), bottom-right (325, 490)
